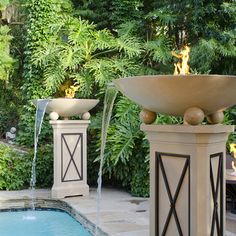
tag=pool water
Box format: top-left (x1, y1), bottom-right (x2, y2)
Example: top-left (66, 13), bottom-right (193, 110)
top-left (0, 209), bottom-right (92, 236)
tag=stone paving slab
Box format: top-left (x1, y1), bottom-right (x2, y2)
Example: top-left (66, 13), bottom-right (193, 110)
top-left (0, 188), bottom-right (236, 236)
top-left (64, 188), bottom-right (149, 236)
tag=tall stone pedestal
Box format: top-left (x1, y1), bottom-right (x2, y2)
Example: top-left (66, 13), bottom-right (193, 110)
top-left (141, 124), bottom-right (234, 236)
top-left (50, 120), bottom-right (90, 199)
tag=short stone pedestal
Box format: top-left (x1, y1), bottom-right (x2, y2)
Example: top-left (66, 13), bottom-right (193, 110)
top-left (141, 124), bottom-right (234, 236)
top-left (50, 120), bottom-right (90, 199)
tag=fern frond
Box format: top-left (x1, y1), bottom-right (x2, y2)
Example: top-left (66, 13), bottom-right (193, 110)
top-left (144, 37), bottom-right (172, 64)
top-left (146, 8), bottom-right (177, 26)
top-left (84, 58), bottom-right (115, 87)
top-left (117, 21), bottom-right (140, 37)
top-left (66, 17), bottom-right (95, 44)
top-left (108, 122), bottom-right (139, 165)
top-left (114, 96), bottom-right (140, 125)
top-left (190, 39), bottom-right (217, 73)
top-left (43, 64), bottom-right (65, 90)
top-left (115, 36), bottom-right (142, 58)
top-left (112, 58), bottom-right (139, 77)
top-left (93, 29), bottom-right (115, 50)
top-left (73, 71), bottom-right (94, 97)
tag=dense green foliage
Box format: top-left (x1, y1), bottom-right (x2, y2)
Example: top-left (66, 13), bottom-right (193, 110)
top-left (0, 25), bottom-right (14, 80)
top-left (0, 1), bottom-right (22, 138)
top-left (0, 143), bottom-right (29, 190)
top-left (0, 0), bottom-right (235, 196)
top-left (31, 17), bottom-right (142, 96)
top-left (0, 143), bottom-right (53, 190)
top-left (17, 0), bottom-right (65, 146)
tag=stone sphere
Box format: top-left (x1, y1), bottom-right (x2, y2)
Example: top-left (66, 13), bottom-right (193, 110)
top-left (184, 107), bottom-right (204, 125)
top-left (139, 109), bottom-right (157, 124)
top-left (207, 111), bottom-right (224, 124)
top-left (49, 112), bottom-right (59, 120)
top-left (82, 112), bottom-right (91, 120)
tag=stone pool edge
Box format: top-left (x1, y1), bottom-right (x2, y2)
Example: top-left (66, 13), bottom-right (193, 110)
top-left (0, 198), bottom-right (108, 236)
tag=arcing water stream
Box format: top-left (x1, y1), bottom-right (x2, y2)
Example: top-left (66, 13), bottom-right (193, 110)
top-left (95, 85), bottom-right (118, 235)
top-left (31, 99), bottom-right (49, 210)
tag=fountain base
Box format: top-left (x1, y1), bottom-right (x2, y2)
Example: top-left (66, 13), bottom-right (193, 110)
top-left (51, 185), bottom-right (89, 199)
top-left (50, 120), bottom-right (90, 199)
top-left (141, 124), bottom-right (234, 236)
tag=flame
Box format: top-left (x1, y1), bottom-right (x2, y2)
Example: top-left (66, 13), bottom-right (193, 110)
top-left (65, 85), bottom-right (80, 98)
top-left (230, 143), bottom-right (236, 172)
top-left (172, 45), bottom-right (190, 75)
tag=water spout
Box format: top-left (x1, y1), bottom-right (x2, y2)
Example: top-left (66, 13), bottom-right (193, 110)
top-left (31, 99), bottom-right (49, 210)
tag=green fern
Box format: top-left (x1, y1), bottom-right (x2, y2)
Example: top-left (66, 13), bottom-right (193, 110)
top-left (144, 36), bottom-right (172, 64)
top-left (115, 36), bottom-right (142, 58)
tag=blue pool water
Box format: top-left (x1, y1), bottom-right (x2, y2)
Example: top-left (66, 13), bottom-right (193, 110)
top-left (0, 209), bottom-right (92, 236)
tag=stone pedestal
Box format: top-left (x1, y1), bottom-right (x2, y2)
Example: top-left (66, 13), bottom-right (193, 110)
top-left (141, 124), bottom-right (234, 236)
top-left (50, 120), bottom-right (90, 199)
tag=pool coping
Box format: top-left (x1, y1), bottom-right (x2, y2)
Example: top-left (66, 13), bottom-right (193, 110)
top-left (0, 198), bottom-right (108, 236)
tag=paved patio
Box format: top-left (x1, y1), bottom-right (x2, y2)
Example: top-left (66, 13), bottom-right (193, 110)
top-left (0, 188), bottom-right (235, 236)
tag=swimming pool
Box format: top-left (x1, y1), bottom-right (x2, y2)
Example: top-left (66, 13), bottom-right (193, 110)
top-left (0, 209), bottom-right (93, 236)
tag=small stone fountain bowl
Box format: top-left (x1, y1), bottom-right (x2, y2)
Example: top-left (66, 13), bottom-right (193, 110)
top-left (33, 98), bottom-right (99, 120)
top-left (113, 74), bottom-right (236, 125)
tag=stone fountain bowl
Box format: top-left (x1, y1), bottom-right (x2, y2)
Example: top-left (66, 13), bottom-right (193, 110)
top-left (33, 98), bottom-right (99, 119)
top-left (113, 75), bottom-right (236, 124)
top-left (47, 98), bottom-right (99, 117)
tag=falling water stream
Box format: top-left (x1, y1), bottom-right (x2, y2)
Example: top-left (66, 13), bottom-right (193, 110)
top-left (95, 85), bottom-right (118, 235)
top-left (31, 99), bottom-right (49, 210)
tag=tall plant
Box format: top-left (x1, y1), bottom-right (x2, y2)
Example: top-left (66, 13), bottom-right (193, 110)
top-left (17, 0), bottom-right (72, 146)
top-left (30, 16), bottom-right (142, 97)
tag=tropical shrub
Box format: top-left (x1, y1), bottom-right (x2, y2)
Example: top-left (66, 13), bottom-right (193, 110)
top-left (0, 142), bottom-right (53, 190)
top-left (27, 144), bottom-right (53, 188)
top-left (0, 143), bottom-right (29, 190)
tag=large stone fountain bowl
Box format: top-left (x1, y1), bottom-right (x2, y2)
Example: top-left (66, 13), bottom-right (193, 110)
top-left (113, 75), bottom-right (236, 117)
top-left (46, 98), bottom-right (99, 118)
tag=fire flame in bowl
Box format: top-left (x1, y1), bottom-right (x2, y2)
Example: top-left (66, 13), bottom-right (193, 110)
top-left (172, 45), bottom-right (190, 75)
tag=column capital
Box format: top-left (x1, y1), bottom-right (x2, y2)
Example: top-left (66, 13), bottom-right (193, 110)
top-left (141, 124), bottom-right (234, 145)
top-left (50, 120), bottom-right (90, 129)
top-left (141, 124), bottom-right (234, 134)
